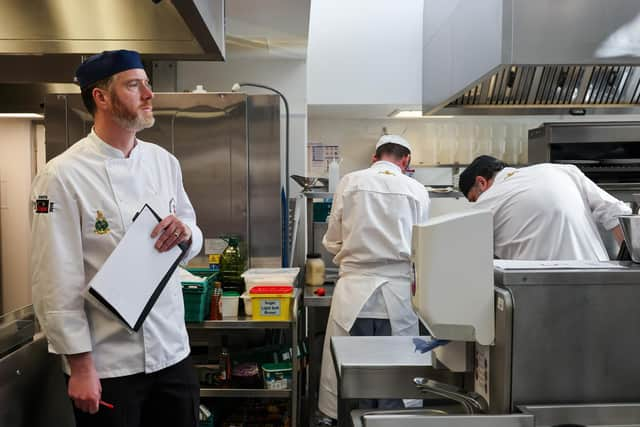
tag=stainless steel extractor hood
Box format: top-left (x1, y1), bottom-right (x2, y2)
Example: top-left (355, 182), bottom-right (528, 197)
top-left (0, 0), bottom-right (225, 60)
top-left (423, 0), bottom-right (640, 115)
top-left (0, 0), bottom-right (225, 114)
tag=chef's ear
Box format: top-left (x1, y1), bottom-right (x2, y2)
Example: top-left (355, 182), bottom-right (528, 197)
top-left (93, 87), bottom-right (109, 109)
top-left (475, 176), bottom-right (488, 190)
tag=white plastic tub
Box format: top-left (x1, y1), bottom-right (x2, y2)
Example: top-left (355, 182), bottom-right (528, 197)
top-left (221, 295), bottom-right (239, 318)
top-left (241, 268), bottom-right (300, 291)
top-left (240, 291), bottom-right (252, 316)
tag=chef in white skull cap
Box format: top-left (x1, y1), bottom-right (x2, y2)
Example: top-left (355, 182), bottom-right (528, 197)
top-left (317, 134), bottom-right (430, 422)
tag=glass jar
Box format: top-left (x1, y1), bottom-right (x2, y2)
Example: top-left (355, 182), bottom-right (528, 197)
top-left (305, 253), bottom-right (325, 286)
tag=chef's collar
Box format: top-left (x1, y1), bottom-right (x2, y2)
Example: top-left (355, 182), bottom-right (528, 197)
top-left (89, 128), bottom-right (140, 159)
top-left (493, 167), bottom-right (517, 184)
top-left (371, 160), bottom-right (402, 174)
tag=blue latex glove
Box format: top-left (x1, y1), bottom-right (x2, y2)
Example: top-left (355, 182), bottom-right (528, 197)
top-left (413, 337), bottom-right (450, 353)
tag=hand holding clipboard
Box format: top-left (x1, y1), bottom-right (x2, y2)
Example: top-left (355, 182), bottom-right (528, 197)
top-left (86, 204), bottom-right (191, 331)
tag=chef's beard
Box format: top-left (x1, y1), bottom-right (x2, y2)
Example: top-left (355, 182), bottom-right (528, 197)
top-left (111, 92), bottom-right (155, 131)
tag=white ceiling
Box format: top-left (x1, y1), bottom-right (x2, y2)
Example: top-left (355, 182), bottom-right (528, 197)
top-left (225, 0), bottom-right (311, 59)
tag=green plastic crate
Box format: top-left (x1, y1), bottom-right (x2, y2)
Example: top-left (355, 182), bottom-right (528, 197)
top-left (182, 269), bottom-right (218, 322)
top-left (313, 201), bottom-right (332, 222)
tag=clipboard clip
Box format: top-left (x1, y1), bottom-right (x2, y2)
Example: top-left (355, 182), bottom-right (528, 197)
top-left (133, 204), bottom-right (162, 223)
top-left (133, 204), bottom-right (192, 252)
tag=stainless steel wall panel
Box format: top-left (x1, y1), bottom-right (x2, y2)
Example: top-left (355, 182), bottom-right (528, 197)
top-left (170, 98), bottom-right (248, 250)
top-left (44, 94), bottom-right (92, 160)
top-left (247, 95), bottom-right (281, 266)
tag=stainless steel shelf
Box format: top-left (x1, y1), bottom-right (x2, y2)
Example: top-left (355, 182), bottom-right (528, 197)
top-left (200, 387), bottom-right (291, 398)
top-left (303, 191), bottom-right (333, 199)
top-left (187, 317), bottom-right (292, 329)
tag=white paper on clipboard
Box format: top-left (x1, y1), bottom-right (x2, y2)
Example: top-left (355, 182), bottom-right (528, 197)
top-left (84, 204), bottom-right (187, 331)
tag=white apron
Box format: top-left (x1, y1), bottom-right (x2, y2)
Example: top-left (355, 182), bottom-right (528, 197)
top-left (318, 272), bottom-right (419, 419)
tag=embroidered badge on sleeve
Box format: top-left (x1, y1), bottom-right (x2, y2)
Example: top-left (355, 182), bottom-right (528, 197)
top-left (94, 210), bottom-right (110, 235)
top-left (34, 195), bottom-right (54, 214)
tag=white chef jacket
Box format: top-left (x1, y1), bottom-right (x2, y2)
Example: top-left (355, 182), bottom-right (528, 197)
top-left (322, 158), bottom-right (429, 332)
top-left (473, 163), bottom-right (631, 260)
top-left (31, 129), bottom-right (203, 378)
top-left (318, 160), bottom-right (430, 418)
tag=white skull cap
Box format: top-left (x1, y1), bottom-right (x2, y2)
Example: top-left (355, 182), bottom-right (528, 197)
top-left (375, 134), bottom-right (411, 153)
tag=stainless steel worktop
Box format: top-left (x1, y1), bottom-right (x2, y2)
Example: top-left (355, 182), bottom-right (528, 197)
top-left (303, 284), bottom-right (334, 307)
top-left (331, 336), bottom-right (461, 400)
top-left (332, 336), bottom-right (432, 376)
top-left (351, 410), bottom-right (534, 427)
top-left (520, 403), bottom-right (640, 427)
top-left (331, 336), bottom-right (463, 426)
top-left (494, 260), bottom-right (640, 285)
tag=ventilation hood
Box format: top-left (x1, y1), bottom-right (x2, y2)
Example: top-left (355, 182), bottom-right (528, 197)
top-left (0, 0), bottom-right (224, 59)
top-left (423, 0), bottom-right (640, 115)
top-left (0, 0), bottom-right (224, 113)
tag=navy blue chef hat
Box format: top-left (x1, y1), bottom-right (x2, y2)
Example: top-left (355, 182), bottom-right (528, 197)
top-left (74, 50), bottom-right (144, 89)
top-left (459, 155), bottom-right (507, 197)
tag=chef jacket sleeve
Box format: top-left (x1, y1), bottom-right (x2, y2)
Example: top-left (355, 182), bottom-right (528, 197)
top-left (419, 188), bottom-right (431, 224)
top-left (322, 176), bottom-right (347, 255)
top-left (30, 169), bottom-right (93, 355)
top-left (565, 164), bottom-right (632, 230)
top-left (174, 161), bottom-right (203, 262)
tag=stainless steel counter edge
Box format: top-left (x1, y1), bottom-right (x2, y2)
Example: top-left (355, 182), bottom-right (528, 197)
top-left (494, 261), bottom-right (640, 285)
top-left (303, 284), bottom-right (334, 306)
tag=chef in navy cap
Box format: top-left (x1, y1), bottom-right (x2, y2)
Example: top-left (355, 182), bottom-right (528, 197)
top-left (317, 134), bottom-right (430, 421)
top-left (74, 49), bottom-right (154, 131)
top-left (30, 49), bottom-right (203, 426)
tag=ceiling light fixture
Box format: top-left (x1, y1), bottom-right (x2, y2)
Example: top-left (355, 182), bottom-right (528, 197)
top-left (0, 113), bottom-right (44, 119)
top-left (388, 109), bottom-right (455, 119)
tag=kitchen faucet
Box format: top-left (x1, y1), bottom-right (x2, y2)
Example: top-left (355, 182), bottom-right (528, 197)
top-left (414, 377), bottom-right (488, 414)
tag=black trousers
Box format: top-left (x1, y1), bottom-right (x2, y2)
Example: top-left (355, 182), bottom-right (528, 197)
top-left (68, 355), bottom-right (200, 427)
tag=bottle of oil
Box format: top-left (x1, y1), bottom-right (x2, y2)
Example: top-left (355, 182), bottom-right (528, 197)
top-left (219, 236), bottom-right (245, 293)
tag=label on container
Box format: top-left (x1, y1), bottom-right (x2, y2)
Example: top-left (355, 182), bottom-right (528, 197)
top-left (204, 238), bottom-right (227, 255)
top-left (260, 299), bottom-right (281, 316)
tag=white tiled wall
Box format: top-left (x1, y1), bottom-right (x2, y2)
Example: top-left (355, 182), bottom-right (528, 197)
top-left (307, 115), bottom-right (640, 186)
top-left (307, 117), bottom-right (541, 185)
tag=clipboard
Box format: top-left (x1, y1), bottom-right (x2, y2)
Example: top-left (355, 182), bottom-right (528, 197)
top-left (86, 204), bottom-right (190, 331)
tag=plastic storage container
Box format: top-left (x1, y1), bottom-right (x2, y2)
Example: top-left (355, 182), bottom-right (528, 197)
top-left (249, 286), bottom-right (294, 321)
top-left (241, 268), bottom-right (300, 291)
top-left (240, 291), bottom-right (252, 316)
top-left (221, 291), bottom-right (240, 318)
top-left (262, 362), bottom-right (292, 390)
top-left (313, 202), bottom-right (333, 222)
top-left (182, 269), bottom-right (218, 322)
top-left (305, 253), bottom-right (325, 286)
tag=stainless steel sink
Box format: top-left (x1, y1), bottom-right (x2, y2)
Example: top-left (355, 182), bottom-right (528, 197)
top-left (351, 409), bottom-right (534, 427)
top-left (519, 403), bottom-right (640, 427)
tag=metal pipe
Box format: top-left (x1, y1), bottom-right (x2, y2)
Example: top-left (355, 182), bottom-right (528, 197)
top-left (413, 377), bottom-right (488, 414)
top-left (231, 82), bottom-right (290, 198)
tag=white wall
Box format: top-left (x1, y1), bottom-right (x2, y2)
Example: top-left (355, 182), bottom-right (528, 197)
top-left (307, 0), bottom-right (423, 105)
top-left (308, 114), bottom-right (640, 184)
top-left (177, 59), bottom-right (308, 267)
top-left (0, 119), bottom-right (35, 314)
top-left (308, 117), bottom-right (535, 178)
